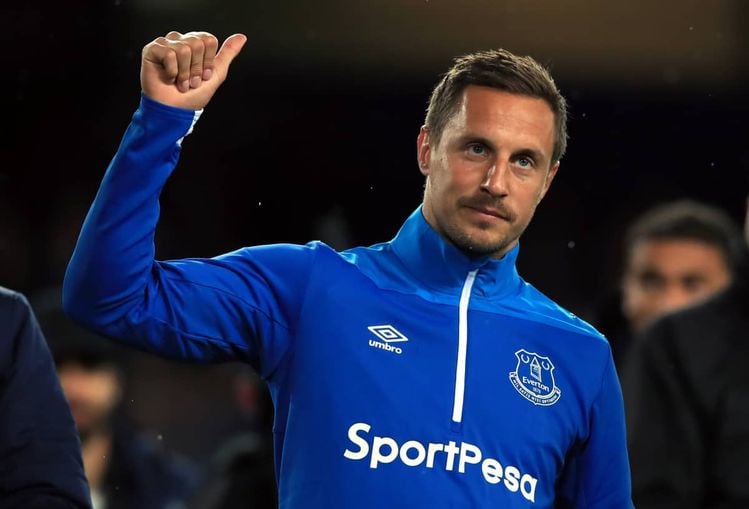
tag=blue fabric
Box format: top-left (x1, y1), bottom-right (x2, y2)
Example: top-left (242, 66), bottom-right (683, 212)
top-left (64, 95), bottom-right (633, 508)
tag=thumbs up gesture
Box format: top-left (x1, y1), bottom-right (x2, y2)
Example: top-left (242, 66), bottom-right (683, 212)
top-left (140, 31), bottom-right (247, 110)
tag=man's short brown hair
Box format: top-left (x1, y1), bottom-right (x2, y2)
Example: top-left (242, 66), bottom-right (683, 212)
top-left (425, 49), bottom-right (568, 163)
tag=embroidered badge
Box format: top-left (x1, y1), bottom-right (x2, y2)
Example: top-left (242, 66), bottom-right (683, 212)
top-left (509, 349), bottom-right (562, 406)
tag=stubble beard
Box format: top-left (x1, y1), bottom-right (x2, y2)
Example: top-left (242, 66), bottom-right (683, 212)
top-left (442, 217), bottom-right (521, 259)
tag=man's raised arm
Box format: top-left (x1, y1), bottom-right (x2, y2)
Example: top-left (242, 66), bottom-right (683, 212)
top-left (63, 32), bottom-right (313, 373)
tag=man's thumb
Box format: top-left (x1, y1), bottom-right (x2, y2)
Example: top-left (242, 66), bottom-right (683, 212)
top-left (215, 34), bottom-right (248, 73)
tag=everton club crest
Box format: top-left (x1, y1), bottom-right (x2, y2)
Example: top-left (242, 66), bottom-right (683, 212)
top-left (509, 349), bottom-right (561, 406)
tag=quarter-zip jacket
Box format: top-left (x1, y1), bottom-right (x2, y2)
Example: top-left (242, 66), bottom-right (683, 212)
top-left (64, 95), bottom-right (633, 508)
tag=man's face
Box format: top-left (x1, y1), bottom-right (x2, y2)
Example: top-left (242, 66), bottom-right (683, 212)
top-left (58, 363), bottom-right (122, 440)
top-left (622, 238), bottom-right (732, 332)
top-left (418, 85), bottom-right (559, 258)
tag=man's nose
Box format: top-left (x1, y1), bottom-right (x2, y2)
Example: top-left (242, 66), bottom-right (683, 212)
top-left (658, 284), bottom-right (694, 316)
top-left (480, 160), bottom-right (509, 196)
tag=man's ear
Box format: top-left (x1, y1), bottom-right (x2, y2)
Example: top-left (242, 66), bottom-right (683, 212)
top-left (417, 126), bottom-right (431, 176)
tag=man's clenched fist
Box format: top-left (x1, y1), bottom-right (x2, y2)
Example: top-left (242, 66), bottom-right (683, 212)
top-left (140, 31), bottom-right (247, 110)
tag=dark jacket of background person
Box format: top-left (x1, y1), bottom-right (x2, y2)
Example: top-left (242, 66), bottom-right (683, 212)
top-left (0, 286), bottom-right (92, 508)
top-left (188, 433), bottom-right (277, 509)
top-left (188, 366), bottom-right (277, 509)
top-left (99, 420), bottom-right (200, 509)
top-left (623, 274), bottom-right (749, 508)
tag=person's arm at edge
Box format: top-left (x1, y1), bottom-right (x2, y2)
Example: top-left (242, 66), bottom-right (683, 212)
top-left (0, 288), bottom-right (92, 508)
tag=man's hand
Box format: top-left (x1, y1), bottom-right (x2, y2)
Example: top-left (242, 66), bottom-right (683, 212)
top-left (140, 31), bottom-right (247, 110)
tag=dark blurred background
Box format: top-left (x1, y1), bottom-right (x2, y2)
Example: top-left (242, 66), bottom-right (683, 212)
top-left (2, 0), bottom-right (748, 463)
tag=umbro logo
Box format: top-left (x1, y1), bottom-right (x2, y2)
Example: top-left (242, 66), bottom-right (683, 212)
top-left (368, 325), bottom-right (409, 343)
top-left (368, 325), bottom-right (408, 355)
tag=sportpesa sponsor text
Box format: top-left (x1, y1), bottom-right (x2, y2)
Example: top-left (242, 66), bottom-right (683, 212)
top-left (343, 422), bottom-right (538, 503)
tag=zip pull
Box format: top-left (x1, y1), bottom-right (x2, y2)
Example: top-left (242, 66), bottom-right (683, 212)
top-left (452, 269), bottom-right (478, 424)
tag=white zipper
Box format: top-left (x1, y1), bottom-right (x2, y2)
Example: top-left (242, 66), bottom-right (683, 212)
top-left (452, 269), bottom-right (478, 423)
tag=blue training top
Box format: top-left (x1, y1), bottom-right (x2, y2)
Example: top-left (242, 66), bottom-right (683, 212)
top-left (64, 95), bottom-right (633, 508)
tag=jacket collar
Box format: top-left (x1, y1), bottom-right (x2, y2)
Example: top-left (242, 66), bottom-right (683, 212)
top-left (390, 206), bottom-right (522, 299)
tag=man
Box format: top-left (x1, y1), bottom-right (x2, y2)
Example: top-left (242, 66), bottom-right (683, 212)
top-left (622, 202), bottom-right (749, 507)
top-left (0, 286), bottom-right (91, 508)
top-left (595, 200), bottom-right (745, 365)
top-left (40, 307), bottom-right (200, 509)
top-left (63, 31), bottom-right (632, 507)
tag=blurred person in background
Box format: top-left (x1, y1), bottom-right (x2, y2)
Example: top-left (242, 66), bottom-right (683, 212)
top-left (622, 198), bottom-right (749, 508)
top-left (593, 200), bottom-right (746, 367)
top-left (38, 305), bottom-right (201, 509)
top-left (0, 286), bottom-right (91, 508)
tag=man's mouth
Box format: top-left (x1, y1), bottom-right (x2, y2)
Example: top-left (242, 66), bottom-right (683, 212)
top-left (466, 205), bottom-right (512, 222)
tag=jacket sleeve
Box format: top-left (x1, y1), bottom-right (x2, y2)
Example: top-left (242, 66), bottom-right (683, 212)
top-left (622, 319), bottom-right (704, 509)
top-left (0, 289), bottom-right (92, 508)
top-left (63, 95), bottom-right (314, 377)
top-left (557, 350), bottom-right (634, 508)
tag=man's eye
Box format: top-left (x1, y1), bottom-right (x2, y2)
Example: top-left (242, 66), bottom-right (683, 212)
top-left (516, 157), bottom-right (533, 168)
top-left (682, 276), bottom-right (706, 292)
top-left (638, 272), bottom-right (664, 291)
top-left (468, 144), bottom-right (487, 156)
